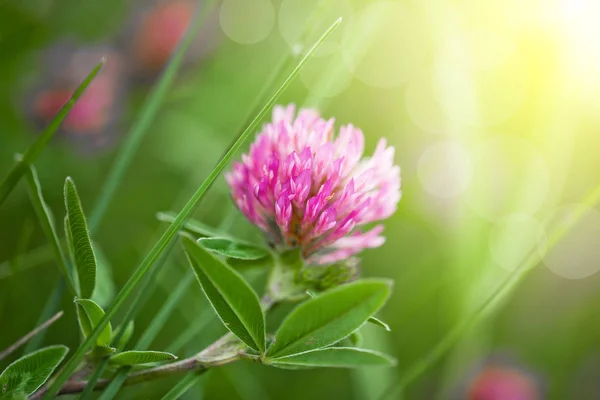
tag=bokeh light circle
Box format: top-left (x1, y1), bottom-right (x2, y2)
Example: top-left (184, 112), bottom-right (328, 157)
top-left (417, 140), bottom-right (472, 199)
top-left (279, 0), bottom-right (354, 57)
top-left (405, 70), bottom-right (451, 135)
top-left (465, 136), bottom-right (550, 221)
top-left (489, 213), bottom-right (544, 272)
top-left (341, 2), bottom-right (428, 88)
top-left (463, 28), bottom-right (517, 70)
top-left (434, 56), bottom-right (526, 127)
top-left (220, 0), bottom-right (274, 45)
top-left (539, 204), bottom-right (600, 279)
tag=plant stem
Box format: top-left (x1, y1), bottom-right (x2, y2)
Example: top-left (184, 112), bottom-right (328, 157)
top-left (31, 349), bottom-right (237, 399)
top-left (0, 311), bottom-right (64, 361)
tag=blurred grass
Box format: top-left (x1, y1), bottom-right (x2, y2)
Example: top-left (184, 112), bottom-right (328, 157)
top-left (2, 0), bottom-right (600, 399)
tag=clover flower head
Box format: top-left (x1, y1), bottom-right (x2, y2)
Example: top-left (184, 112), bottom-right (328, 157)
top-left (226, 104), bottom-right (401, 265)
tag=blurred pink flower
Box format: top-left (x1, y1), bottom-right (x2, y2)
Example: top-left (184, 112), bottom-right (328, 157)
top-left (468, 366), bottom-right (540, 400)
top-left (133, 1), bottom-right (194, 73)
top-left (226, 104), bottom-right (401, 265)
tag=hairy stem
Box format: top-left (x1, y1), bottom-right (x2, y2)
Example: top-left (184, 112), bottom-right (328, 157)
top-left (31, 294), bottom-right (278, 399)
top-left (31, 351), bottom-right (237, 399)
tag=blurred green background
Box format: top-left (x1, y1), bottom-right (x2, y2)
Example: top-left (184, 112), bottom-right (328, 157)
top-left (1, 0), bottom-right (600, 398)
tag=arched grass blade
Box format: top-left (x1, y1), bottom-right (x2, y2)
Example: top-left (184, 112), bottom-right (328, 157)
top-left (42, 18), bottom-right (342, 399)
top-left (25, 165), bottom-right (76, 295)
top-left (0, 59), bottom-right (104, 207)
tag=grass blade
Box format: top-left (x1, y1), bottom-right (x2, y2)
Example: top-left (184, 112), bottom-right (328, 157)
top-left (96, 370), bottom-right (129, 400)
top-left (0, 60), bottom-right (104, 206)
top-left (88, 1), bottom-right (214, 233)
top-left (42, 18), bottom-right (342, 399)
top-left (24, 165), bottom-right (77, 295)
top-left (135, 271), bottom-right (194, 351)
top-left (160, 372), bottom-right (204, 400)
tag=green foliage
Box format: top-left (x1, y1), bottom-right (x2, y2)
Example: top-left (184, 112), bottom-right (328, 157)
top-left (268, 348), bottom-right (396, 369)
top-left (306, 289), bottom-right (391, 332)
top-left (74, 299), bottom-right (112, 348)
top-left (197, 237), bottom-right (269, 260)
top-left (0, 345), bottom-right (68, 398)
top-left (44, 18), bottom-right (344, 398)
top-left (0, 59), bottom-right (104, 206)
top-left (183, 236), bottom-right (265, 353)
top-left (88, 0), bottom-right (212, 231)
top-left (108, 351), bottom-right (177, 366)
top-left (266, 280), bottom-right (391, 358)
top-left (64, 178), bottom-right (97, 299)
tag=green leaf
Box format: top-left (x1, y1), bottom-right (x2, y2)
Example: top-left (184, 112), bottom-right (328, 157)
top-left (268, 347), bottom-right (396, 369)
top-left (24, 165), bottom-right (76, 295)
top-left (112, 321), bottom-right (135, 351)
top-left (368, 316), bottom-right (391, 332)
top-left (44, 18), bottom-right (342, 399)
top-left (74, 299), bottom-right (112, 347)
top-left (306, 290), bottom-right (390, 332)
top-left (266, 279), bottom-right (391, 358)
top-left (156, 212), bottom-right (226, 238)
top-left (183, 236), bottom-right (265, 352)
top-left (92, 247), bottom-right (116, 308)
top-left (64, 178), bottom-right (97, 299)
top-left (108, 351), bottom-right (177, 366)
top-left (0, 59), bottom-right (104, 207)
top-left (0, 345), bottom-right (68, 397)
top-left (198, 238), bottom-right (269, 260)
